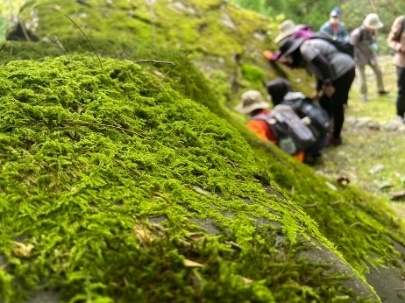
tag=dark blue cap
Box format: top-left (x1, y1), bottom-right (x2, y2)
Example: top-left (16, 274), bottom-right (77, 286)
top-left (330, 7), bottom-right (342, 16)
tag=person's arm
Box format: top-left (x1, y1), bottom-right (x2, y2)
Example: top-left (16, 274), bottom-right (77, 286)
top-left (349, 28), bottom-right (359, 46)
top-left (387, 16), bottom-right (405, 52)
top-left (311, 55), bottom-right (333, 83)
top-left (311, 55), bottom-right (335, 97)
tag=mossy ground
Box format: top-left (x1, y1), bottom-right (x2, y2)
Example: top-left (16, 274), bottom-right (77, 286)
top-left (0, 1), bottom-right (404, 302)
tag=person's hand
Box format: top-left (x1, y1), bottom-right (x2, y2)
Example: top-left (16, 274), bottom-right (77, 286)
top-left (323, 84), bottom-right (335, 97)
top-left (262, 50), bottom-right (273, 60)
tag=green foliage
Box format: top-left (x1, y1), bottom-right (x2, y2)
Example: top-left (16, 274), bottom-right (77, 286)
top-left (230, 0), bottom-right (405, 36)
top-left (231, 0), bottom-right (272, 16)
top-left (230, 0), bottom-right (335, 29)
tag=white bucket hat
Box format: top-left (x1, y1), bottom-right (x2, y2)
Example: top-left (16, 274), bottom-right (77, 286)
top-left (235, 90), bottom-right (270, 114)
top-left (363, 13), bottom-right (383, 29)
top-left (274, 20), bottom-right (301, 44)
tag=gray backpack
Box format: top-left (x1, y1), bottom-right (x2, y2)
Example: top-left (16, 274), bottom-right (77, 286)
top-left (252, 105), bottom-right (316, 155)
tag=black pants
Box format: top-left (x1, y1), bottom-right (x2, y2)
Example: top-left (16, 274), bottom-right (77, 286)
top-left (320, 68), bottom-right (356, 139)
top-left (396, 66), bottom-right (405, 118)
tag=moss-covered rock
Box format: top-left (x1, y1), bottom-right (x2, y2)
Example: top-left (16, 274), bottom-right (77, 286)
top-left (11, 0), bottom-right (313, 102)
top-left (0, 1), bottom-right (404, 302)
top-left (0, 53), bottom-right (388, 303)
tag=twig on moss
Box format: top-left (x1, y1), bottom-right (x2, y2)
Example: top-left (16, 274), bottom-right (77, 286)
top-left (64, 14), bottom-right (102, 67)
top-left (19, 20), bottom-right (31, 42)
top-left (301, 203), bottom-right (318, 208)
top-left (350, 222), bottom-right (362, 228)
top-left (50, 35), bottom-right (66, 53)
top-left (134, 59), bottom-right (175, 65)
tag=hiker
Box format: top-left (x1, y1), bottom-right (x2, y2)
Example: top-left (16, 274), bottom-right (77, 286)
top-left (235, 90), bottom-right (306, 162)
top-left (277, 34), bottom-right (356, 146)
top-left (350, 13), bottom-right (388, 102)
top-left (263, 19), bottom-right (314, 64)
top-left (266, 78), bottom-right (329, 163)
top-left (387, 15), bottom-right (405, 123)
top-left (320, 7), bottom-right (349, 42)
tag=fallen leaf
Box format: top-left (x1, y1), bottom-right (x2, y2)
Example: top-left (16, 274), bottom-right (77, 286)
top-left (241, 277), bottom-right (253, 284)
top-left (225, 241), bottom-right (242, 250)
top-left (133, 225), bottom-right (154, 243)
top-left (153, 70), bottom-right (164, 78)
top-left (368, 164), bottom-right (384, 175)
top-left (185, 233), bottom-right (205, 242)
top-left (13, 242), bottom-right (34, 258)
top-left (325, 181), bottom-right (337, 191)
top-left (183, 259), bottom-right (204, 268)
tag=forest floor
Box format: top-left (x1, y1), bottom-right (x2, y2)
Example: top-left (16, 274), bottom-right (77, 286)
top-left (312, 56), bottom-right (405, 220)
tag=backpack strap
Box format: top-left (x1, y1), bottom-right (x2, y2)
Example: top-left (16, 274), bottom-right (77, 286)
top-left (359, 27), bottom-right (365, 42)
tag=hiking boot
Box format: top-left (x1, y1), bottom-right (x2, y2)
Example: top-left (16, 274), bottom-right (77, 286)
top-left (326, 136), bottom-right (342, 147)
top-left (396, 116), bottom-right (405, 124)
top-left (378, 90), bottom-right (390, 96)
top-left (303, 153), bottom-right (322, 165)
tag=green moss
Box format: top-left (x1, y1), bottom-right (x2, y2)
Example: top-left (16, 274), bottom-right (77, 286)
top-left (252, 141), bottom-right (405, 273)
top-left (16, 0), bottom-right (274, 95)
top-left (0, 54), bottom-right (386, 303)
top-left (240, 63), bottom-right (266, 89)
top-left (1, 1), bottom-right (404, 302)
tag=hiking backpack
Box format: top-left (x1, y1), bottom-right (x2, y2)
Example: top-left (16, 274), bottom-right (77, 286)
top-left (285, 98), bottom-right (332, 138)
top-left (310, 32), bottom-right (354, 58)
top-left (252, 105), bottom-right (317, 155)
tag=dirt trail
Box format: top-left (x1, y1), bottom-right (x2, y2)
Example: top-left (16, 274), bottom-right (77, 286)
top-left (312, 54), bottom-right (405, 220)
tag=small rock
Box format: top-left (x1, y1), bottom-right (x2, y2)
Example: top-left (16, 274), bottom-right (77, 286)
top-left (382, 121), bottom-right (400, 132)
top-left (355, 117), bottom-right (374, 128)
top-left (367, 120), bottom-right (380, 130)
top-left (377, 181), bottom-right (393, 190)
top-left (345, 117), bottom-right (357, 125)
top-left (369, 164), bottom-right (384, 175)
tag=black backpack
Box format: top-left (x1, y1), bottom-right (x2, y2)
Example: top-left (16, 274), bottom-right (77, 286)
top-left (252, 105), bottom-right (317, 155)
top-left (284, 97), bottom-right (332, 139)
top-left (310, 32), bottom-right (354, 58)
